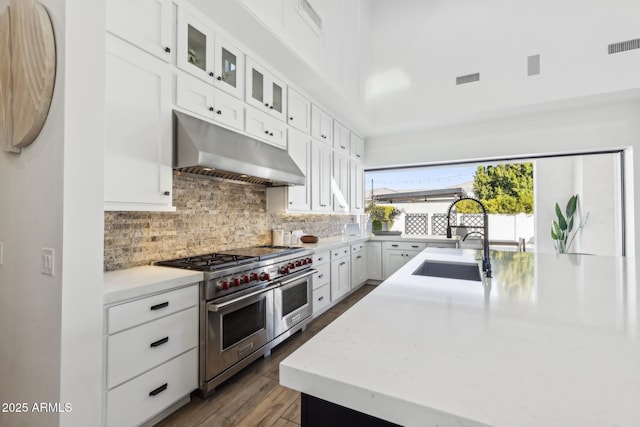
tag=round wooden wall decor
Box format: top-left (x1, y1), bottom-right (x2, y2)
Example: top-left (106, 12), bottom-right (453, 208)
top-left (0, 0), bottom-right (56, 154)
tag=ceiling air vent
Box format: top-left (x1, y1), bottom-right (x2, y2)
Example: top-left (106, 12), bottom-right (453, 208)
top-left (456, 73), bottom-right (480, 85)
top-left (608, 38), bottom-right (640, 55)
top-left (298, 0), bottom-right (322, 32)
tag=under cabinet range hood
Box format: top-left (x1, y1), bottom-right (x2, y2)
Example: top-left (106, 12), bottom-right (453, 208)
top-left (173, 111), bottom-right (305, 186)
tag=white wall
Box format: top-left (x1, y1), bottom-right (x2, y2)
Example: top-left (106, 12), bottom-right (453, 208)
top-left (535, 153), bottom-right (623, 256)
top-left (365, 97), bottom-right (640, 256)
top-left (369, 0), bottom-right (640, 134)
top-left (0, 0), bottom-right (105, 425)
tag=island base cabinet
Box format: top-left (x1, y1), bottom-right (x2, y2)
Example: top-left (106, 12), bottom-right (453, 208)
top-left (301, 393), bottom-right (400, 427)
top-left (106, 348), bottom-right (197, 427)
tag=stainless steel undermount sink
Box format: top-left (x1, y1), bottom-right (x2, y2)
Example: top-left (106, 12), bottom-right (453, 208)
top-left (412, 260), bottom-right (483, 282)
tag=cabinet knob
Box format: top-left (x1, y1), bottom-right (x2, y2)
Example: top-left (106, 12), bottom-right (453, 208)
top-left (269, 105), bottom-right (274, 109)
top-left (264, 103), bottom-right (269, 107)
top-left (264, 130), bottom-right (269, 134)
top-left (163, 191), bottom-right (171, 196)
top-left (216, 76), bottom-right (222, 81)
top-left (269, 132), bottom-right (274, 136)
top-left (216, 110), bottom-right (222, 115)
top-left (289, 116), bottom-right (294, 120)
top-left (164, 46), bottom-right (171, 53)
top-left (209, 107), bottom-right (214, 111)
top-left (209, 72), bottom-right (215, 77)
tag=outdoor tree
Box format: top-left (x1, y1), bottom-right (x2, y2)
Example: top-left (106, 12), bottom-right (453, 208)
top-left (456, 163), bottom-right (533, 214)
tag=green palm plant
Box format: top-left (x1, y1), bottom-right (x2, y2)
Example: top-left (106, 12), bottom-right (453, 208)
top-left (551, 194), bottom-right (589, 254)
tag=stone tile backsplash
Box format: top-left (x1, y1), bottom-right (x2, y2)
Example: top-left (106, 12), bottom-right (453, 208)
top-left (104, 173), bottom-right (354, 271)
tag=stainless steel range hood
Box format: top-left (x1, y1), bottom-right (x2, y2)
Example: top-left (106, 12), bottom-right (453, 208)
top-left (173, 111), bottom-right (305, 186)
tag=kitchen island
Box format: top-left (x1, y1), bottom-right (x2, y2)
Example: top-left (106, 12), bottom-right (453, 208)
top-left (280, 248), bottom-right (640, 426)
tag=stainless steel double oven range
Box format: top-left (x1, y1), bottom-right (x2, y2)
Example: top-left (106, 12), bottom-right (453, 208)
top-left (157, 245), bottom-right (315, 396)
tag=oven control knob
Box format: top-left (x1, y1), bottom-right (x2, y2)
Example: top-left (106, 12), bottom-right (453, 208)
top-left (301, 258), bottom-right (308, 265)
top-left (259, 272), bottom-right (270, 281)
top-left (296, 260), bottom-right (302, 267)
top-left (250, 272), bottom-right (259, 281)
top-left (217, 281), bottom-right (229, 290)
top-left (307, 257), bottom-right (313, 265)
top-left (289, 263), bottom-right (295, 269)
top-left (241, 275), bottom-right (250, 283)
top-left (280, 266), bottom-right (289, 274)
top-left (232, 277), bottom-right (240, 286)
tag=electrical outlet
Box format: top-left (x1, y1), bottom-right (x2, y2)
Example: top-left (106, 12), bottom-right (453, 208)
top-left (41, 247), bottom-right (54, 276)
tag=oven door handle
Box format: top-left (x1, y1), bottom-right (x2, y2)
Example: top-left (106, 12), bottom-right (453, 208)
top-left (207, 284), bottom-right (279, 312)
top-left (279, 269), bottom-right (317, 287)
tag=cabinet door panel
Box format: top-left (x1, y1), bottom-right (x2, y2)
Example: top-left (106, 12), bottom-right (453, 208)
top-left (246, 108), bottom-right (287, 149)
top-left (350, 160), bottom-right (364, 213)
top-left (105, 36), bottom-right (172, 210)
top-left (177, 8), bottom-right (215, 83)
top-left (107, 0), bottom-right (172, 62)
top-left (213, 88), bottom-right (245, 130)
top-left (333, 121), bottom-right (350, 153)
top-left (287, 88), bottom-right (311, 133)
top-left (214, 36), bottom-right (244, 99)
top-left (332, 152), bottom-right (349, 212)
top-left (176, 73), bottom-right (215, 120)
top-left (287, 129), bottom-right (311, 210)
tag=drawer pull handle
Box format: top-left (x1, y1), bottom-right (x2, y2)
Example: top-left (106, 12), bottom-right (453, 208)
top-left (318, 296), bottom-right (324, 301)
top-left (356, 255), bottom-right (362, 259)
top-left (150, 301), bottom-right (169, 311)
top-left (150, 337), bottom-right (169, 348)
top-left (411, 245), bottom-right (420, 248)
top-left (318, 274), bottom-right (324, 279)
top-left (391, 244), bottom-right (399, 247)
top-left (238, 342), bottom-right (254, 356)
top-left (317, 257), bottom-right (324, 261)
top-left (149, 383), bottom-right (168, 397)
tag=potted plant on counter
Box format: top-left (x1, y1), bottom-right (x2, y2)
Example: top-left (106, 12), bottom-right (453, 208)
top-left (551, 194), bottom-right (589, 254)
top-left (366, 202), bottom-right (403, 234)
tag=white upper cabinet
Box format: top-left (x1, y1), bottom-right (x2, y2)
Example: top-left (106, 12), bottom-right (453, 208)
top-left (177, 7), bottom-right (215, 83)
top-left (213, 35), bottom-right (245, 99)
top-left (245, 107), bottom-right (288, 149)
top-left (287, 88), bottom-right (311, 134)
top-left (350, 133), bottom-right (364, 160)
top-left (311, 104), bottom-right (333, 145)
top-left (333, 120), bottom-right (350, 154)
top-left (106, 0), bottom-right (172, 62)
top-left (311, 140), bottom-right (333, 212)
top-left (349, 160), bottom-right (364, 213)
top-left (105, 35), bottom-right (173, 211)
top-left (176, 73), bottom-right (244, 130)
top-left (332, 151), bottom-right (350, 213)
top-left (286, 129), bottom-right (311, 211)
top-left (246, 57), bottom-right (287, 122)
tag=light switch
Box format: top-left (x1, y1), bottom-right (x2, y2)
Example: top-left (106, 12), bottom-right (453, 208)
top-left (41, 247), bottom-right (54, 276)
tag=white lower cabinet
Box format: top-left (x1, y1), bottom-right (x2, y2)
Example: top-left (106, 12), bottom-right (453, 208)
top-left (350, 243), bottom-right (366, 288)
top-left (365, 241), bottom-right (383, 281)
top-left (330, 246), bottom-right (351, 302)
top-left (106, 348), bottom-right (197, 427)
top-left (104, 285), bottom-right (199, 427)
top-left (382, 241), bottom-right (426, 279)
top-left (312, 252), bottom-right (330, 316)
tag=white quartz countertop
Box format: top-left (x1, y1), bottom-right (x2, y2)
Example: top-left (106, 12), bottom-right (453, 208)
top-left (280, 248), bottom-right (640, 426)
top-left (296, 234), bottom-right (371, 252)
top-left (368, 234), bottom-right (460, 243)
top-left (104, 266), bottom-right (203, 305)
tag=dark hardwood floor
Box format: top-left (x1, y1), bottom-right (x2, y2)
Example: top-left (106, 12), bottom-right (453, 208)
top-left (155, 284), bottom-right (376, 427)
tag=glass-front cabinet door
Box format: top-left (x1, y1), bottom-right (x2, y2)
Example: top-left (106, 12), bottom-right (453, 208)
top-left (214, 36), bottom-right (244, 99)
top-left (246, 57), bottom-right (287, 122)
top-left (177, 7), bottom-right (215, 83)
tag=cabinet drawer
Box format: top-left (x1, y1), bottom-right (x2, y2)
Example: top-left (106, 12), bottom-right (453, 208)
top-left (108, 285), bottom-right (198, 334)
top-left (313, 263), bottom-right (330, 290)
top-left (351, 242), bottom-right (364, 253)
top-left (312, 284), bottom-right (330, 314)
top-left (107, 306), bottom-right (198, 389)
top-left (382, 241), bottom-right (426, 252)
top-left (313, 251), bottom-right (330, 265)
top-left (331, 246), bottom-right (350, 260)
top-left (106, 348), bottom-right (197, 427)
